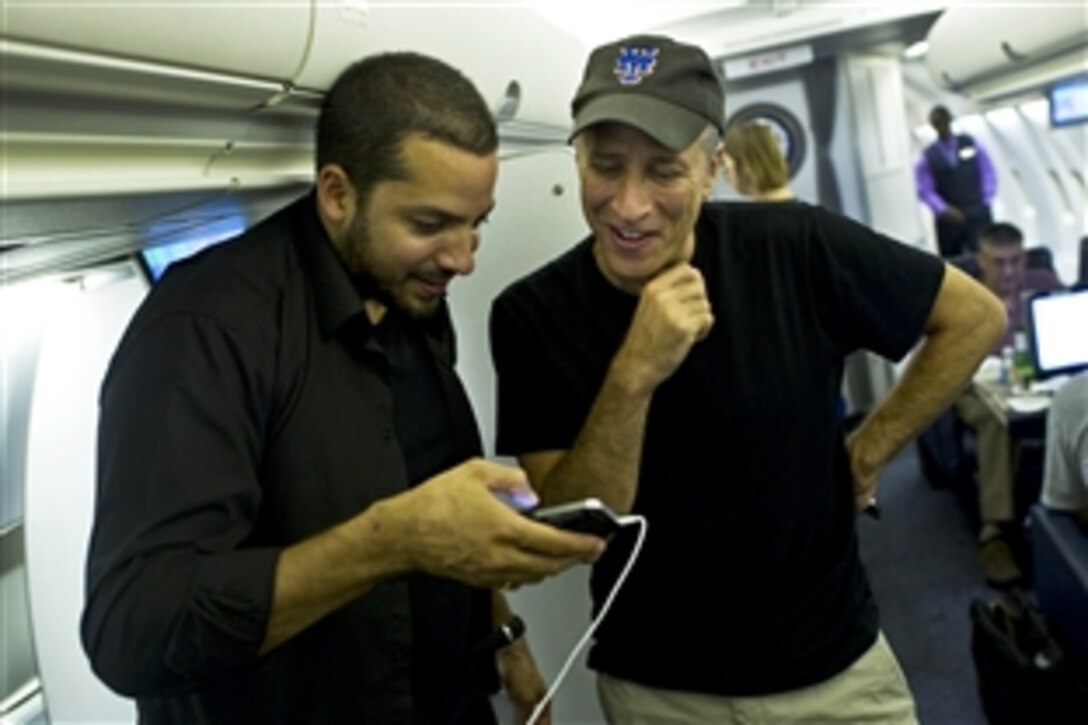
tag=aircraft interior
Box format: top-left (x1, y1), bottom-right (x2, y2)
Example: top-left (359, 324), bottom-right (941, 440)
top-left (1, 2), bottom-right (1086, 723)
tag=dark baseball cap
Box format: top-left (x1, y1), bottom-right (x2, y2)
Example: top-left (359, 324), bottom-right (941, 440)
top-left (570, 34), bottom-right (725, 152)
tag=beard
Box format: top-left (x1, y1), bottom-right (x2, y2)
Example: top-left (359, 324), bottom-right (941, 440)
top-left (342, 216), bottom-right (440, 320)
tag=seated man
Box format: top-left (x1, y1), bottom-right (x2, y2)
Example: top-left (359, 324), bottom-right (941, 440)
top-left (954, 222), bottom-right (1062, 586)
top-left (1041, 372), bottom-right (1088, 527)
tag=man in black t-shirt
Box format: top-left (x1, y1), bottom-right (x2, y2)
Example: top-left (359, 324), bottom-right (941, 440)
top-left (490, 34), bottom-right (1006, 723)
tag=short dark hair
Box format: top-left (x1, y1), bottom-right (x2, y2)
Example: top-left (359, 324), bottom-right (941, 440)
top-left (316, 52), bottom-right (497, 201)
top-left (929, 105), bottom-right (951, 123)
top-left (978, 222), bottom-right (1024, 248)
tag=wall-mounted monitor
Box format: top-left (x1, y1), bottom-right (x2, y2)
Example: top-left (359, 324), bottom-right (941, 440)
top-left (1049, 74), bottom-right (1088, 128)
top-left (1027, 287), bottom-right (1088, 379)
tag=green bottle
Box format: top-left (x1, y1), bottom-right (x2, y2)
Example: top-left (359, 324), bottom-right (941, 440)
top-left (1012, 330), bottom-right (1033, 391)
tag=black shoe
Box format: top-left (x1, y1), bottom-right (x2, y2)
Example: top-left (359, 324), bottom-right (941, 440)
top-left (979, 536), bottom-right (1024, 589)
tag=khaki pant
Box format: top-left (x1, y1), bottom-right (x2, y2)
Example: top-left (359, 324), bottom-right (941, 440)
top-left (955, 388), bottom-right (1016, 524)
top-left (597, 633), bottom-right (917, 725)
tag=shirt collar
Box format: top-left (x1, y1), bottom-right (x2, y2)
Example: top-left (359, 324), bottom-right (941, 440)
top-left (292, 191), bottom-right (371, 339)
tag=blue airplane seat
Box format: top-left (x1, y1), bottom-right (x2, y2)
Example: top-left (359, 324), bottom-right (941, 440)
top-left (1030, 503), bottom-right (1088, 667)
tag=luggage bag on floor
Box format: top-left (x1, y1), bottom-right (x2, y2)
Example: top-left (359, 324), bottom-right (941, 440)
top-left (969, 588), bottom-right (1085, 724)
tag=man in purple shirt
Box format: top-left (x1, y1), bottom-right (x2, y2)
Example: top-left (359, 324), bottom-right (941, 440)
top-left (955, 223), bottom-right (1062, 586)
top-left (915, 105), bottom-right (998, 257)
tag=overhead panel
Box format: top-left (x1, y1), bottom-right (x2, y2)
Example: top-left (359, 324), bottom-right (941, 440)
top-left (2, 0), bottom-right (311, 85)
top-left (925, 5), bottom-right (1088, 102)
top-left (301, 1), bottom-right (587, 139)
top-left (1, 1), bottom-right (318, 202)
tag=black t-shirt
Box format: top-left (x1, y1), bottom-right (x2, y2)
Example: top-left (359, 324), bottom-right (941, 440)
top-left (490, 201), bottom-right (945, 695)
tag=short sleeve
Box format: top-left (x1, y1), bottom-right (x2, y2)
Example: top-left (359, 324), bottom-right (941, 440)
top-left (807, 209), bottom-right (946, 361)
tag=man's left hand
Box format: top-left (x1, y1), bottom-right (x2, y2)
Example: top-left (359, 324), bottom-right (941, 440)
top-left (498, 639), bottom-right (550, 725)
top-left (846, 431), bottom-right (881, 513)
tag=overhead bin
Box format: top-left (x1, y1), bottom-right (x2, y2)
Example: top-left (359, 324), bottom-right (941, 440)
top-left (3, 0), bottom-right (585, 132)
top-left (0, 1), bottom-right (586, 202)
top-left (298, 3), bottom-right (586, 135)
top-left (0, 0), bottom-right (317, 200)
top-left (925, 5), bottom-right (1088, 102)
top-left (2, 0), bottom-right (312, 89)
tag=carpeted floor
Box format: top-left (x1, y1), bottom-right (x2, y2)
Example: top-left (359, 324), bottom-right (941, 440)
top-left (858, 445), bottom-right (993, 724)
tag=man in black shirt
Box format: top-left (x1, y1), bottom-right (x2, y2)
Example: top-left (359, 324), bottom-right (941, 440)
top-left (82, 52), bottom-right (604, 724)
top-left (490, 35), bottom-right (1005, 723)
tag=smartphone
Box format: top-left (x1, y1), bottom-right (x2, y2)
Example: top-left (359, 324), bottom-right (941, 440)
top-left (528, 498), bottom-right (623, 537)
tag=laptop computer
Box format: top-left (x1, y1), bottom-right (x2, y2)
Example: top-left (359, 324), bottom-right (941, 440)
top-left (1026, 286), bottom-right (1088, 380)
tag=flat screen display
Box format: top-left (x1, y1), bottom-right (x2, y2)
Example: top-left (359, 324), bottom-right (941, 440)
top-left (1049, 75), bottom-right (1088, 128)
top-left (137, 217), bottom-right (245, 283)
top-left (1027, 287), bottom-right (1088, 379)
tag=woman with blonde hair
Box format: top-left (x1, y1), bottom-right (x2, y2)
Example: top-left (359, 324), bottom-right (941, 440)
top-left (721, 120), bottom-right (794, 201)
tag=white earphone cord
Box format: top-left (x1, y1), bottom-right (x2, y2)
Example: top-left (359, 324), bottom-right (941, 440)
top-left (526, 514), bottom-right (647, 725)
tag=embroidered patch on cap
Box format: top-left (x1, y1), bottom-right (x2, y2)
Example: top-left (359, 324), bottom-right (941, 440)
top-left (613, 45), bottom-right (659, 86)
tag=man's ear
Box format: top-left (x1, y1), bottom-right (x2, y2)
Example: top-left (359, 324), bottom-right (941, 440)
top-left (703, 149), bottom-right (721, 199)
top-left (315, 163), bottom-right (356, 227)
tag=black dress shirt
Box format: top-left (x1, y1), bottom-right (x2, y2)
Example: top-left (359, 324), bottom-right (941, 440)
top-left (83, 194), bottom-right (495, 723)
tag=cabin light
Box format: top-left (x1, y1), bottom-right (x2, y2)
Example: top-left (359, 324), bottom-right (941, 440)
top-left (524, 1), bottom-right (746, 46)
top-left (903, 41), bottom-right (928, 60)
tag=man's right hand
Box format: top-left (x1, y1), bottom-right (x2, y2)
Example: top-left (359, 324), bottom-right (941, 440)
top-left (374, 459), bottom-right (604, 590)
top-left (938, 206), bottom-right (966, 224)
top-left (612, 263), bottom-right (714, 394)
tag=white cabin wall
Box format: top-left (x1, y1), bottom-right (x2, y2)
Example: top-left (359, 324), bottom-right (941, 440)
top-left (0, 527), bottom-right (38, 720)
top-left (0, 282), bottom-right (55, 532)
top-left (0, 277), bottom-right (72, 718)
top-left (23, 266), bottom-right (146, 724)
top-left (448, 146), bottom-right (604, 723)
top-left (838, 52), bottom-right (931, 408)
top-left (841, 54), bottom-right (927, 248)
top-left (450, 147), bottom-right (586, 457)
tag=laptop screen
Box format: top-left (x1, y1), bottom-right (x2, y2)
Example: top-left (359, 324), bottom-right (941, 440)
top-left (1027, 287), bottom-right (1088, 379)
top-left (137, 216), bottom-right (245, 283)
